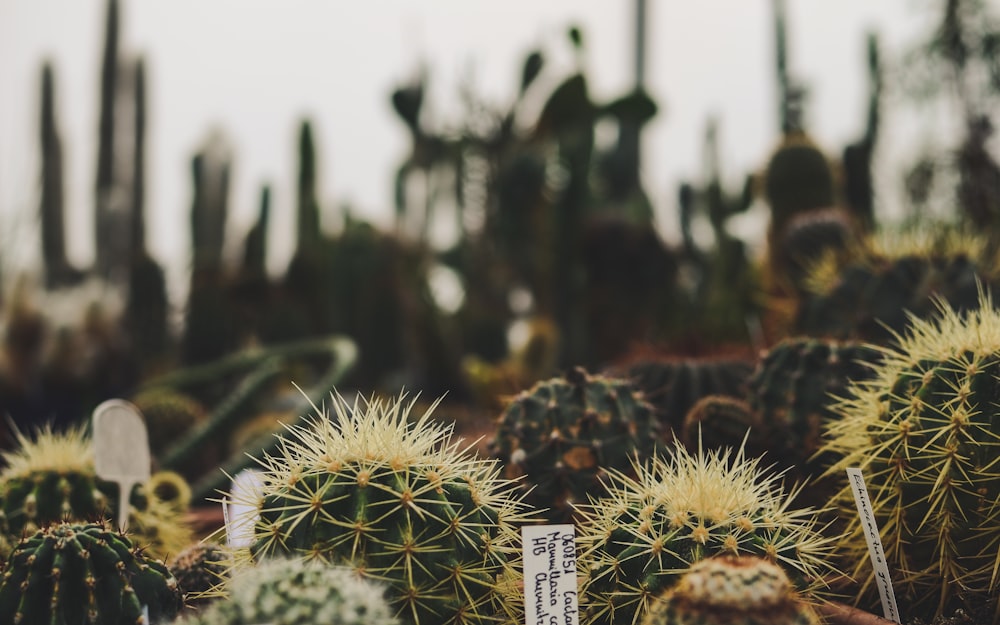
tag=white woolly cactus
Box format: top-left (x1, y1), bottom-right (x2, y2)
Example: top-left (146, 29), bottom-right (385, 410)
top-left (642, 556), bottom-right (820, 625)
top-left (233, 392), bottom-right (532, 625)
top-left (177, 558), bottom-right (399, 625)
top-left (823, 289), bottom-right (1000, 617)
top-left (575, 441), bottom-right (837, 625)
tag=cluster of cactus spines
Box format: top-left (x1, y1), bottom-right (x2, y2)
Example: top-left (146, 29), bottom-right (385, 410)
top-left (168, 542), bottom-right (232, 605)
top-left (241, 392), bottom-right (531, 625)
top-left (132, 388), bottom-right (207, 457)
top-left (680, 395), bottom-right (762, 456)
top-left (744, 337), bottom-right (883, 474)
top-left (822, 290), bottom-right (1000, 616)
top-left (490, 366), bottom-right (662, 523)
top-left (126, 252), bottom-right (170, 371)
top-left (642, 556), bottom-right (820, 625)
top-left (177, 558), bottom-right (399, 625)
top-left (795, 228), bottom-right (1000, 342)
top-left (607, 356), bottom-right (754, 431)
top-left (0, 425), bottom-right (192, 560)
top-left (575, 442), bottom-right (837, 625)
top-left (0, 521), bottom-right (183, 625)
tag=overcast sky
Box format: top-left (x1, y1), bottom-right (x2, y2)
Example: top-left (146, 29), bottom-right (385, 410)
top-left (0, 0), bottom-right (957, 301)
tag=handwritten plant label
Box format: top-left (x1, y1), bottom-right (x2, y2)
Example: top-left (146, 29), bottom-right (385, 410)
top-left (522, 525), bottom-right (579, 625)
top-left (846, 468), bottom-right (900, 623)
top-left (93, 399), bottom-right (151, 532)
top-left (224, 469), bottom-right (263, 548)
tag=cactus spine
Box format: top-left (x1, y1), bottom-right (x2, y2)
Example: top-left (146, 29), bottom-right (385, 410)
top-left (0, 521), bottom-right (183, 625)
top-left (241, 392), bottom-right (531, 625)
top-left (642, 556), bottom-right (820, 625)
top-left (168, 542), bottom-right (232, 605)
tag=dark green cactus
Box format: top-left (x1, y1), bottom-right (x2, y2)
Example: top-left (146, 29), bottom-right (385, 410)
top-left (131, 56), bottom-right (147, 256)
top-left (607, 356), bottom-right (754, 432)
top-left (125, 253), bottom-right (170, 371)
top-left (763, 134), bottom-right (836, 249)
top-left (841, 32), bottom-right (881, 232)
top-left (39, 61), bottom-right (75, 289)
top-left (772, 208), bottom-right (860, 298)
top-left (168, 542), bottom-right (231, 605)
top-left (94, 0), bottom-right (118, 276)
top-left (490, 366), bottom-right (662, 523)
top-left (296, 119), bottom-right (322, 253)
top-left (681, 395), bottom-right (762, 456)
top-left (245, 393), bottom-right (531, 625)
top-left (131, 388), bottom-right (207, 457)
top-left (0, 521), bottom-right (183, 625)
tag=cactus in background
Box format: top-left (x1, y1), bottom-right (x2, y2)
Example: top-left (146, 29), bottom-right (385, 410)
top-left (575, 442), bottom-right (836, 625)
top-left (242, 184), bottom-right (270, 280)
top-left (132, 387), bottom-right (207, 457)
top-left (680, 395), bottom-right (763, 456)
top-left (168, 542), bottom-right (231, 605)
top-left (745, 337), bottom-right (883, 475)
top-left (177, 558), bottom-right (399, 625)
top-left (642, 556), bottom-right (820, 625)
top-left (94, 0), bottom-right (119, 276)
top-left (296, 120), bottom-right (322, 253)
top-left (822, 290), bottom-right (1000, 617)
top-left (763, 134), bottom-right (837, 254)
top-left (131, 56), bottom-right (147, 256)
top-left (607, 355), bottom-right (754, 432)
top-left (841, 32), bottom-right (881, 232)
top-left (241, 392), bottom-right (531, 625)
top-left (0, 521), bottom-right (183, 625)
top-left (125, 252), bottom-right (171, 373)
top-left (188, 134), bottom-right (232, 276)
top-left (772, 207), bottom-right (860, 299)
top-left (490, 367), bottom-right (662, 523)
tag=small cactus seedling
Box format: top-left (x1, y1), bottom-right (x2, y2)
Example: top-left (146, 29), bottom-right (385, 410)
top-left (239, 392), bottom-right (531, 625)
top-left (642, 556), bottom-right (820, 625)
top-left (0, 521), bottom-right (183, 625)
top-left (177, 558), bottom-right (399, 625)
top-left (575, 442), bottom-right (837, 625)
top-left (823, 290), bottom-right (1000, 618)
top-left (491, 367), bottom-right (662, 522)
top-left (168, 542), bottom-right (232, 605)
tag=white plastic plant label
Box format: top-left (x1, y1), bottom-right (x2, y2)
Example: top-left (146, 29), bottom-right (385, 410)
top-left (846, 468), bottom-right (900, 623)
top-left (92, 399), bottom-right (151, 532)
top-left (522, 525), bottom-right (579, 625)
top-left (225, 469), bottom-right (263, 548)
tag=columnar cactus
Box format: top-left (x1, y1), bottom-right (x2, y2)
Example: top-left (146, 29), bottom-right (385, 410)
top-left (576, 442), bottom-right (836, 625)
top-left (822, 290), bottom-right (1000, 617)
top-left (241, 392), bottom-right (531, 625)
top-left (642, 556), bottom-right (820, 625)
top-left (490, 367), bottom-right (662, 522)
top-left (763, 134), bottom-right (836, 243)
top-left (168, 542), bottom-right (231, 605)
top-left (0, 521), bottom-right (183, 625)
top-left (178, 558), bottom-right (399, 625)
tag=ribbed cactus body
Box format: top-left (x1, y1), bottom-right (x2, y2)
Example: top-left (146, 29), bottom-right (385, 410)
top-left (823, 293), bottom-right (1000, 616)
top-left (168, 542), bottom-right (231, 604)
top-left (490, 367), bottom-right (662, 522)
top-left (681, 395), bottom-right (761, 454)
top-left (245, 393), bottom-right (529, 625)
top-left (0, 522), bottom-right (182, 625)
top-left (179, 558), bottom-right (398, 625)
top-left (642, 556), bottom-right (819, 625)
top-left (576, 443), bottom-right (835, 625)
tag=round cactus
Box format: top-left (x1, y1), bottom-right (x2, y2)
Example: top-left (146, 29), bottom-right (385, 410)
top-left (642, 556), bottom-right (820, 625)
top-left (177, 558), bottom-right (399, 625)
top-left (145, 470), bottom-right (192, 513)
top-left (168, 542), bottom-right (232, 605)
top-left (680, 395), bottom-right (762, 455)
top-left (490, 367), bottom-right (662, 522)
top-left (822, 290), bottom-right (1000, 617)
top-left (0, 521), bottom-right (183, 625)
top-left (131, 388), bottom-right (207, 457)
top-left (575, 442), bottom-right (837, 625)
top-left (763, 134), bottom-right (836, 241)
top-left (242, 392), bottom-right (531, 625)
top-left (0, 424), bottom-right (192, 560)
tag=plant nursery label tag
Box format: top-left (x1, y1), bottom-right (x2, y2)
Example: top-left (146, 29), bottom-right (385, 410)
top-left (141, 605), bottom-right (149, 624)
top-left (846, 468), bottom-right (900, 623)
top-left (93, 399), bottom-right (151, 532)
top-left (522, 525), bottom-right (579, 625)
top-left (225, 469), bottom-right (263, 548)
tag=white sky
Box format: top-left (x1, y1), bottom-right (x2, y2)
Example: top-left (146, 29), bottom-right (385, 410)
top-left (0, 0), bottom-right (962, 303)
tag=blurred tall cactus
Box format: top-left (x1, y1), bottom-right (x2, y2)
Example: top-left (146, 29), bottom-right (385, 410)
top-left (841, 32), bottom-right (881, 232)
top-left (296, 119), bottom-right (322, 253)
top-left (94, 0), bottom-right (119, 277)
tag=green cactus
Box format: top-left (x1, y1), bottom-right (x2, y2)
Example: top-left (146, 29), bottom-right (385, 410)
top-left (575, 441), bottom-right (837, 625)
top-left (822, 290), bottom-right (1000, 617)
top-left (125, 253), bottom-right (170, 372)
top-left (763, 134), bottom-right (836, 248)
top-left (168, 542), bottom-right (232, 605)
top-left (490, 366), bottom-right (662, 523)
top-left (132, 387), bottom-right (207, 457)
top-left (296, 119), bottom-right (322, 253)
top-left (178, 558), bottom-right (399, 625)
top-left (94, 0), bottom-right (118, 277)
top-left (680, 395), bottom-right (762, 455)
top-left (745, 337), bottom-right (884, 475)
top-left (0, 521), bottom-right (183, 625)
top-left (240, 392), bottom-right (531, 625)
top-left (39, 61), bottom-right (79, 289)
top-left (771, 207), bottom-right (860, 297)
top-left (642, 556), bottom-right (820, 625)
top-left (0, 425), bottom-right (192, 560)
top-left (607, 356), bottom-right (754, 432)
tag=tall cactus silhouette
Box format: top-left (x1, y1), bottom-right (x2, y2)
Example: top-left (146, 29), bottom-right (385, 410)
top-left (243, 185), bottom-right (270, 279)
top-left (842, 32), bottom-right (881, 232)
top-left (94, 0), bottom-right (119, 276)
top-left (131, 56), bottom-right (147, 255)
top-left (296, 119), bottom-right (322, 253)
top-left (38, 61), bottom-right (78, 289)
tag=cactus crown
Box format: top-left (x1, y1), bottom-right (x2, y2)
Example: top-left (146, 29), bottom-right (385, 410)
top-left (575, 442), bottom-right (837, 625)
top-left (823, 289), bottom-right (1000, 617)
top-left (241, 391), bottom-right (531, 625)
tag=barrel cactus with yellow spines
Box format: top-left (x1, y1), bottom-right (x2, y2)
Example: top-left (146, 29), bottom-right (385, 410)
top-left (575, 441), bottom-right (837, 625)
top-left (238, 392), bottom-right (532, 625)
top-left (642, 556), bottom-right (820, 625)
top-left (822, 289), bottom-right (1000, 618)
top-left (0, 521), bottom-right (183, 625)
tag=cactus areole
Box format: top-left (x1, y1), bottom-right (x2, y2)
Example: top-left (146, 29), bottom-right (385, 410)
top-left (241, 392), bottom-right (531, 625)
